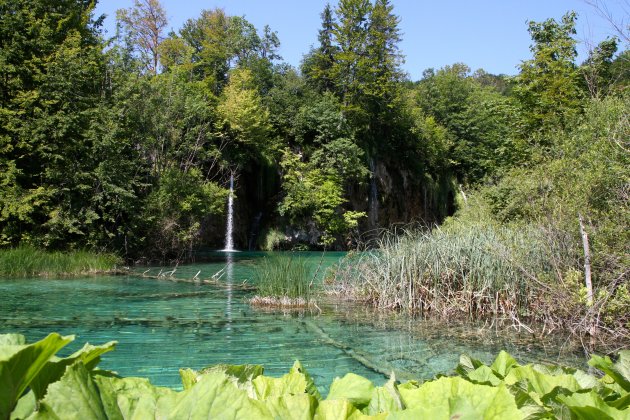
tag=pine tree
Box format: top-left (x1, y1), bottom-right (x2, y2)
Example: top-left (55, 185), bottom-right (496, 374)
top-left (364, 0), bottom-right (403, 111)
top-left (303, 3), bottom-right (338, 93)
top-left (332, 0), bottom-right (372, 114)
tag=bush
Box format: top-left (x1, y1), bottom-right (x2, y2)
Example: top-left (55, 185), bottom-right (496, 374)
top-left (261, 229), bottom-right (287, 251)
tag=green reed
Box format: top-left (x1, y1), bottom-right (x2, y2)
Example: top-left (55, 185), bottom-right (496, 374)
top-left (254, 254), bottom-right (314, 300)
top-left (0, 246), bottom-right (121, 277)
top-left (332, 222), bottom-right (566, 317)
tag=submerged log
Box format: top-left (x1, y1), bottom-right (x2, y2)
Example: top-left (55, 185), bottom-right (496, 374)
top-left (301, 319), bottom-right (417, 382)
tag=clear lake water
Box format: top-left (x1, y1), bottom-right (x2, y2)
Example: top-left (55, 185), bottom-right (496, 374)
top-left (0, 251), bottom-right (587, 394)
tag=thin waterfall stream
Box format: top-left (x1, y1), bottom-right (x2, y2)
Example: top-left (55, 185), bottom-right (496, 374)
top-left (223, 173), bottom-right (235, 252)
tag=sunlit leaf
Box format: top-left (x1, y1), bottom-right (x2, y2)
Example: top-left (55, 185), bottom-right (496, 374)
top-left (326, 373), bottom-right (375, 409)
top-left (399, 376), bottom-right (522, 419)
top-left (0, 333), bottom-right (73, 420)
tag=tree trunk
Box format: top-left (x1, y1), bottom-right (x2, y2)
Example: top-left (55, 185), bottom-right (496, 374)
top-left (578, 214), bottom-right (593, 306)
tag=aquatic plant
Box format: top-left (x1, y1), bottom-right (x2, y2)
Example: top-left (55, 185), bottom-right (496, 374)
top-left (330, 222), bottom-right (568, 319)
top-left (2, 333), bottom-right (629, 419)
top-left (253, 254), bottom-right (314, 303)
top-left (0, 246), bottom-right (121, 277)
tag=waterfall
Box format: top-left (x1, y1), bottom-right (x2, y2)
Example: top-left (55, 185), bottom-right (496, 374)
top-left (368, 158), bottom-right (378, 228)
top-left (223, 173), bottom-right (235, 252)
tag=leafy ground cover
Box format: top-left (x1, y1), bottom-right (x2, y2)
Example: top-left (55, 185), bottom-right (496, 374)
top-left (1, 333), bottom-right (628, 419)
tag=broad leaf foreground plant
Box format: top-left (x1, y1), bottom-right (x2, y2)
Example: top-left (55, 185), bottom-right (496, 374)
top-left (1, 334), bottom-right (628, 419)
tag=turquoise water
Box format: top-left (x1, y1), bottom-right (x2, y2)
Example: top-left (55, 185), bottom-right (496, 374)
top-left (0, 252), bottom-right (585, 392)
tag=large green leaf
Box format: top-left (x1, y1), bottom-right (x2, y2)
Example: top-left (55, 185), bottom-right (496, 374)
top-left (466, 365), bottom-right (502, 386)
top-left (364, 376), bottom-right (405, 415)
top-left (167, 371), bottom-right (272, 419)
top-left (314, 399), bottom-right (379, 420)
top-left (10, 391), bottom-right (36, 420)
top-left (326, 373), bottom-right (375, 410)
top-left (0, 335), bottom-right (27, 347)
top-left (399, 376), bottom-right (522, 419)
top-left (507, 382), bottom-right (549, 420)
top-left (27, 362), bottom-right (109, 420)
top-left (607, 392), bottom-right (630, 410)
top-left (0, 333), bottom-right (74, 420)
top-left (504, 365), bottom-right (582, 397)
top-left (290, 361), bottom-right (322, 400)
top-left (589, 351), bottom-right (630, 392)
top-left (39, 364), bottom-right (272, 419)
top-left (30, 341), bottom-right (117, 400)
top-left (180, 363), bottom-right (264, 396)
top-left (555, 390), bottom-right (630, 420)
top-left (455, 354), bottom-right (486, 378)
top-left (179, 368), bottom-right (197, 391)
top-left (532, 364), bottom-right (599, 389)
top-left (491, 350), bottom-right (519, 378)
top-left (252, 368), bottom-right (310, 400)
top-left (264, 394), bottom-right (318, 420)
top-left (94, 374), bottom-right (176, 419)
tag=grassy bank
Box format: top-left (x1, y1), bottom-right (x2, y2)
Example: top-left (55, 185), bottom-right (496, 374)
top-left (0, 246), bottom-right (122, 277)
top-left (330, 203), bottom-right (628, 340)
top-left (331, 222), bottom-right (560, 316)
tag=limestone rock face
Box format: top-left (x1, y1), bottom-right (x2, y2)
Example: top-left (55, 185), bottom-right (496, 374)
top-left (202, 161), bottom-right (455, 251)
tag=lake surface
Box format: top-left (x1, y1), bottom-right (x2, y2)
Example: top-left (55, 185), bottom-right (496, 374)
top-left (0, 251), bottom-right (587, 392)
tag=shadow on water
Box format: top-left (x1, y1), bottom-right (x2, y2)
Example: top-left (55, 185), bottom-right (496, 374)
top-left (0, 251), bottom-right (589, 393)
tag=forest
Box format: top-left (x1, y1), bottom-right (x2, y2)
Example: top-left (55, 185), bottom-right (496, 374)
top-left (0, 0), bottom-right (628, 333)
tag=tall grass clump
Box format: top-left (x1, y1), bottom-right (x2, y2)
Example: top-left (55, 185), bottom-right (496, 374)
top-left (252, 254), bottom-right (314, 305)
top-left (0, 246), bottom-right (121, 277)
top-left (330, 217), bottom-right (570, 320)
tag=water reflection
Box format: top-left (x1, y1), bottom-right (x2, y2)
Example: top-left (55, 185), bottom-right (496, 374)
top-left (225, 252), bottom-right (233, 334)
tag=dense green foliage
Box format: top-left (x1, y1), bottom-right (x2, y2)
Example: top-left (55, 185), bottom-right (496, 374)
top-left (0, 246), bottom-right (120, 277)
top-left (3, 333), bottom-right (629, 419)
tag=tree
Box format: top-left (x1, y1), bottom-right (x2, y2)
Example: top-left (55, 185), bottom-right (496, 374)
top-left (179, 10), bottom-right (278, 95)
top-left (261, 25), bottom-right (281, 61)
top-left (217, 68), bottom-right (273, 158)
top-left (302, 3), bottom-right (338, 93)
top-left (0, 0), bottom-right (106, 248)
top-left (278, 149), bottom-right (365, 246)
top-left (117, 0), bottom-right (168, 75)
top-left (581, 37), bottom-right (619, 98)
top-left (364, 0), bottom-right (404, 110)
top-left (412, 64), bottom-right (524, 183)
top-left (514, 12), bottom-right (583, 133)
top-left (332, 0), bottom-right (372, 114)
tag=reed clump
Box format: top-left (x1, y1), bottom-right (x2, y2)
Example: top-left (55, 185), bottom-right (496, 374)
top-left (0, 246), bottom-right (122, 277)
top-left (251, 254), bottom-right (314, 305)
top-left (329, 222), bottom-right (569, 320)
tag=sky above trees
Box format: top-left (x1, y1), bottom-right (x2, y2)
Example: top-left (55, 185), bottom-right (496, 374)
top-left (94, 0), bottom-right (628, 80)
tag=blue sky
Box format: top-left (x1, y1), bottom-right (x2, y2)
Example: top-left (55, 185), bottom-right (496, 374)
top-left (94, 0), bottom-right (628, 81)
